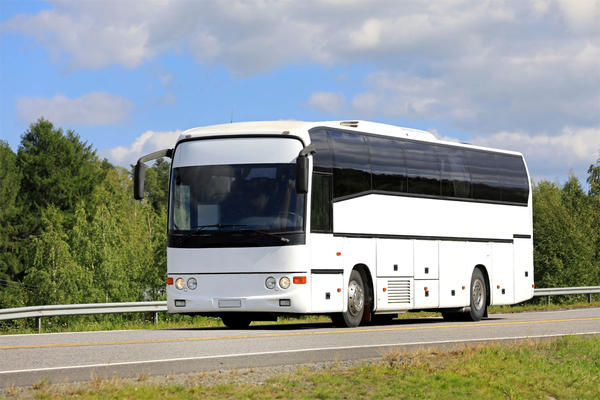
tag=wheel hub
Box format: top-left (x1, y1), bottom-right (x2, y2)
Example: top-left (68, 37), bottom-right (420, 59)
top-left (348, 280), bottom-right (364, 316)
top-left (472, 279), bottom-right (485, 310)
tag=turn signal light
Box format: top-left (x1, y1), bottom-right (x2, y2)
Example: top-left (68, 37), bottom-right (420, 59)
top-left (293, 276), bottom-right (307, 284)
top-left (166, 277), bottom-right (173, 285)
top-left (383, 288), bottom-right (387, 292)
top-left (497, 285), bottom-right (501, 289)
top-left (336, 252), bottom-right (341, 256)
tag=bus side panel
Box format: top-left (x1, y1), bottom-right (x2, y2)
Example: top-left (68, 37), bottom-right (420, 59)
top-left (342, 237), bottom-right (376, 312)
top-left (439, 241), bottom-right (471, 308)
top-left (513, 238), bottom-right (534, 303)
top-left (490, 243), bottom-right (515, 305)
top-left (376, 239), bottom-right (413, 277)
top-left (309, 233), bottom-right (344, 313)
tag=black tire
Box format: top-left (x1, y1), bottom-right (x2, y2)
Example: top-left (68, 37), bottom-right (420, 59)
top-left (221, 313), bottom-right (252, 329)
top-left (468, 268), bottom-right (487, 321)
top-left (331, 270), bottom-right (365, 328)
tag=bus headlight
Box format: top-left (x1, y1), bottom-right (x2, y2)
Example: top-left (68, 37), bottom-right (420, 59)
top-left (175, 278), bottom-right (185, 290)
top-left (279, 276), bottom-right (291, 289)
top-left (265, 277), bottom-right (276, 289)
top-left (187, 278), bottom-right (197, 290)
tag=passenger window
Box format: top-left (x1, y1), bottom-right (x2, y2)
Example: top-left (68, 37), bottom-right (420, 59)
top-left (311, 173), bottom-right (333, 232)
top-left (329, 130), bottom-right (371, 198)
top-left (368, 136), bottom-right (407, 193)
top-left (404, 141), bottom-right (441, 196)
top-left (309, 129), bottom-right (333, 172)
top-left (438, 146), bottom-right (471, 199)
top-left (496, 155), bottom-right (529, 204)
top-left (467, 151), bottom-right (501, 201)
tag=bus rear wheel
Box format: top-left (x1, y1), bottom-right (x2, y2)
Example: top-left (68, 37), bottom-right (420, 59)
top-left (221, 313), bottom-right (252, 329)
top-left (331, 269), bottom-right (365, 328)
top-left (468, 268), bottom-right (487, 321)
top-left (441, 268), bottom-right (487, 322)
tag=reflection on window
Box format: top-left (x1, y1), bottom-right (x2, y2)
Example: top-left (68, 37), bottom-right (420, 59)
top-left (169, 164), bottom-right (304, 232)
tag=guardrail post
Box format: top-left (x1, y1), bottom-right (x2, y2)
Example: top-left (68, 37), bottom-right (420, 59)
top-left (36, 316), bottom-right (41, 333)
top-left (546, 295), bottom-right (550, 306)
top-left (154, 312), bottom-right (158, 326)
top-left (589, 293), bottom-right (592, 303)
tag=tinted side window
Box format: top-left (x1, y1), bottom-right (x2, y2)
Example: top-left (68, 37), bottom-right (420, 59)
top-left (308, 129), bottom-right (333, 172)
top-left (467, 150), bottom-right (501, 201)
top-left (330, 130), bottom-right (371, 198)
top-left (404, 141), bottom-right (441, 196)
top-left (368, 136), bottom-right (407, 193)
top-left (496, 155), bottom-right (529, 204)
top-left (438, 146), bottom-right (471, 199)
top-left (311, 173), bottom-right (333, 232)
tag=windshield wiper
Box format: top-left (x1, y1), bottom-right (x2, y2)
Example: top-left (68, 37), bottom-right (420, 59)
top-left (189, 224), bottom-right (248, 231)
top-left (241, 228), bottom-right (291, 243)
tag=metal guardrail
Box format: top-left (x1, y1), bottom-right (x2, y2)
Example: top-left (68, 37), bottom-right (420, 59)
top-left (534, 286), bottom-right (600, 305)
top-left (0, 301), bottom-right (167, 333)
top-left (0, 287), bottom-right (598, 333)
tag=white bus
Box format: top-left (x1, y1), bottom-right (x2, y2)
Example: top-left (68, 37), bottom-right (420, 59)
top-left (134, 120), bottom-right (534, 328)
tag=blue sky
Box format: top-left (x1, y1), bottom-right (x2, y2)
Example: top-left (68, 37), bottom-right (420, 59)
top-left (1, 0), bottom-right (599, 184)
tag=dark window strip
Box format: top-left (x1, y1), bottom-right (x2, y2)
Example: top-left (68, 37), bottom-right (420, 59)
top-left (513, 234), bottom-right (532, 239)
top-left (311, 269), bottom-right (344, 274)
top-left (334, 232), bottom-right (513, 244)
top-left (168, 271), bottom-right (308, 275)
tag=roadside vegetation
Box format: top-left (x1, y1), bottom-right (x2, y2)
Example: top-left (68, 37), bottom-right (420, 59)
top-left (5, 335), bottom-right (599, 399)
top-left (1, 119), bottom-right (599, 333)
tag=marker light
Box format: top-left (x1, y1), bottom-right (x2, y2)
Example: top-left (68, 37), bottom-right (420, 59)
top-left (279, 277), bottom-right (291, 289)
top-left (187, 278), bottom-right (197, 290)
top-left (265, 277), bottom-right (276, 289)
top-left (293, 276), bottom-right (307, 284)
top-left (175, 278), bottom-right (185, 290)
top-left (166, 277), bottom-right (173, 285)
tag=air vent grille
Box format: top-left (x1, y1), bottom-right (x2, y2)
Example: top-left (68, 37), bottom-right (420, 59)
top-left (340, 121), bottom-right (359, 128)
top-left (387, 279), bottom-right (411, 304)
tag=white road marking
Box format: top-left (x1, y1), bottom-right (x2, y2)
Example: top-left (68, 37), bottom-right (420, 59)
top-left (1, 331), bottom-right (598, 376)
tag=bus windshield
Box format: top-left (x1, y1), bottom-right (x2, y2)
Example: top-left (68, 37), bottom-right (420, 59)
top-left (169, 163), bottom-right (304, 234)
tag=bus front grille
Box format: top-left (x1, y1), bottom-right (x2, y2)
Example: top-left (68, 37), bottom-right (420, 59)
top-left (387, 279), bottom-right (411, 304)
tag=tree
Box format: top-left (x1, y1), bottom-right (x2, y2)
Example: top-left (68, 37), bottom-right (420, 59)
top-left (16, 118), bottom-right (105, 236)
top-left (0, 141), bottom-right (23, 282)
top-left (533, 178), bottom-right (598, 290)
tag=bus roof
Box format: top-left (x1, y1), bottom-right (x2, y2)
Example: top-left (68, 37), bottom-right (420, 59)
top-left (179, 120), bottom-right (523, 157)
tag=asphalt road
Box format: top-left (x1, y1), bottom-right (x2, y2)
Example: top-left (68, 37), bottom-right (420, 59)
top-left (1, 307), bottom-right (599, 387)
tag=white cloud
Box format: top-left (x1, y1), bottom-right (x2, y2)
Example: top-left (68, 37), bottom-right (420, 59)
top-left (472, 126), bottom-right (600, 181)
top-left (3, 0), bottom-right (599, 138)
top-left (102, 129), bottom-right (182, 166)
top-left (307, 92), bottom-right (346, 114)
top-left (17, 92), bottom-right (134, 125)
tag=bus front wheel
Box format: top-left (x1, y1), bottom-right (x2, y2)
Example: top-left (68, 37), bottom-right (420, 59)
top-left (331, 269), bottom-right (365, 328)
top-left (221, 313), bottom-right (252, 329)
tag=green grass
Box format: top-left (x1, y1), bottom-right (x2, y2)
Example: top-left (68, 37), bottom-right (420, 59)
top-left (9, 335), bottom-right (600, 399)
top-left (2, 299), bottom-right (599, 335)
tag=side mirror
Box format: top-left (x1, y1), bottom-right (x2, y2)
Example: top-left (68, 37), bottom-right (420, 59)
top-left (296, 143), bottom-right (316, 194)
top-left (134, 161), bottom-right (146, 200)
top-left (296, 155), bottom-right (309, 194)
top-left (133, 148), bottom-right (173, 200)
